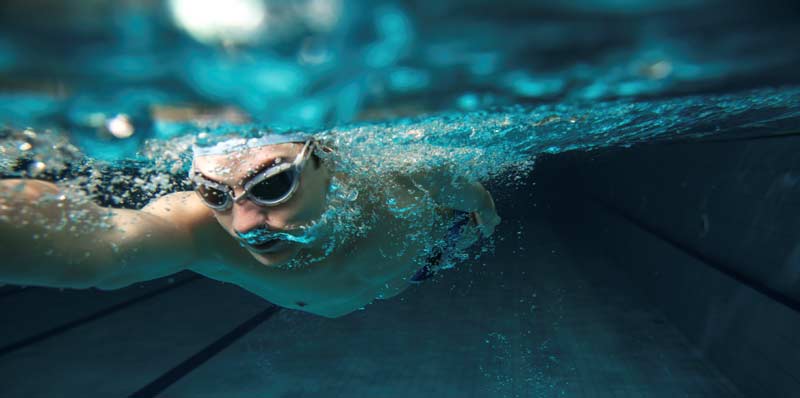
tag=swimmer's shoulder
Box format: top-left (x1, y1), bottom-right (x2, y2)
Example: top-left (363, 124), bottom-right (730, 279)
top-left (141, 191), bottom-right (216, 231)
top-left (140, 191), bottom-right (237, 264)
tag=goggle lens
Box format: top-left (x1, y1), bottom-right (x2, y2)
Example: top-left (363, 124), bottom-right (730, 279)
top-left (249, 170), bottom-right (296, 203)
top-left (196, 184), bottom-right (229, 208)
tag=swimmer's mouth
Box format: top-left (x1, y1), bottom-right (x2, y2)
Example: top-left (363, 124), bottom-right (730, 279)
top-left (245, 238), bottom-right (289, 253)
top-left (237, 228), bottom-right (309, 253)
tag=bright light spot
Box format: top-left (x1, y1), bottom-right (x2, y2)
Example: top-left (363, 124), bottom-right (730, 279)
top-left (22, 129), bottom-right (37, 139)
top-left (304, 0), bottom-right (342, 31)
top-left (107, 114), bottom-right (135, 139)
top-left (27, 161), bottom-right (46, 177)
top-left (167, 0), bottom-right (267, 45)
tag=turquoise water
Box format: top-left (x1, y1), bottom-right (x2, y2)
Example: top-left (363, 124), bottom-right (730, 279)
top-left (1, 0), bottom-right (800, 396)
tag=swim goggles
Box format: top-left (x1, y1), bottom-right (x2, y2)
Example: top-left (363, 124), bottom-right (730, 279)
top-left (190, 140), bottom-right (315, 211)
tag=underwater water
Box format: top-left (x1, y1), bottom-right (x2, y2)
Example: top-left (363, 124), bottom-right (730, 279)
top-left (1, 0), bottom-right (799, 397)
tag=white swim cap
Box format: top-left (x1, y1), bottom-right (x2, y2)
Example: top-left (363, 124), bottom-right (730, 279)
top-left (192, 132), bottom-right (312, 157)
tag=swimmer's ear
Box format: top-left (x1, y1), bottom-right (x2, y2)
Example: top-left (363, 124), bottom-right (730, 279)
top-left (311, 143), bottom-right (333, 169)
top-left (311, 153), bottom-right (321, 169)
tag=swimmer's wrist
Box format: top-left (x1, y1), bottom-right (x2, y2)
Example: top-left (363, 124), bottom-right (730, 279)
top-left (471, 209), bottom-right (500, 237)
top-left (1, 179), bottom-right (60, 203)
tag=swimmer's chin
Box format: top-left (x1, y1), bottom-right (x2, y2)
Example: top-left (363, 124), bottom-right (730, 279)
top-left (248, 245), bottom-right (301, 267)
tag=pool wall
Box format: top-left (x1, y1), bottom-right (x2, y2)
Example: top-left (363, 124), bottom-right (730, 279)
top-left (541, 133), bottom-right (800, 397)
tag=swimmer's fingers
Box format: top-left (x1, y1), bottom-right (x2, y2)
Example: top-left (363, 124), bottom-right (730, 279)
top-left (471, 210), bottom-right (500, 237)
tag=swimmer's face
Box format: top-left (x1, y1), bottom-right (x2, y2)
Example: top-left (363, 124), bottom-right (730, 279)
top-left (192, 143), bottom-right (329, 266)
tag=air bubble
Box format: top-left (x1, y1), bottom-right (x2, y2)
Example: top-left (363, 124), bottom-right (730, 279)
top-left (27, 161), bottom-right (47, 177)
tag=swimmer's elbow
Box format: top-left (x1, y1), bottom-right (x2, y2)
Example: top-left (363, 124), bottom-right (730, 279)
top-left (311, 307), bottom-right (356, 319)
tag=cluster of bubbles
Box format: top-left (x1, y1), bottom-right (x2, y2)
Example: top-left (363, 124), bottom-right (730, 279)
top-left (0, 128), bottom-right (100, 236)
top-left (0, 125), bottom-right (189, 248)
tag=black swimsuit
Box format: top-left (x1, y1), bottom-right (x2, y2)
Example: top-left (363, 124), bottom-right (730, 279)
top-left (409, 210), bottom-right (472, 283)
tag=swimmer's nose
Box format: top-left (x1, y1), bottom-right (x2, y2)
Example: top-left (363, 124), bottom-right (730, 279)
top-left (231, 199), bottom-right (267, 234)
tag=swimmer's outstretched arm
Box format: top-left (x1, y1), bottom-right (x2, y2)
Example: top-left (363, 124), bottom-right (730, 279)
top-left (0, 179), bottom-right (206, 289)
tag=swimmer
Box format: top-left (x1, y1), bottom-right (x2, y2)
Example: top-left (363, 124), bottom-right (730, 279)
top-left (0, 132), bottom-right (500, 317)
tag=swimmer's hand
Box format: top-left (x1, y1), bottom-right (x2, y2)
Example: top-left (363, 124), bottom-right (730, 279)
top-left (471, 207), bottom-right (501, 237)
top-left (405, 169), bottom-right (500, 237)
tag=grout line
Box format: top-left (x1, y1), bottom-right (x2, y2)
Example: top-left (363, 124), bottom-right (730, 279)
top-left (0, 275), bottom-right (202, 357)
top-left (129, 306), bottom-right (281, 398)
top-left (589, 198), bottom-right (800, 316)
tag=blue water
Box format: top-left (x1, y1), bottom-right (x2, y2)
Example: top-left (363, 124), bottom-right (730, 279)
top-left (1, 0), bottom-right (800, 396)
top-left (1, 0), bottom-right (798, 160)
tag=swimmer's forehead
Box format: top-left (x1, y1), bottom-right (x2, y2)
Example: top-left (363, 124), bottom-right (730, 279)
top-left (193, 143), bottom-right (299, 183)
top-left (192, 132), bottom-right (311, 156)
